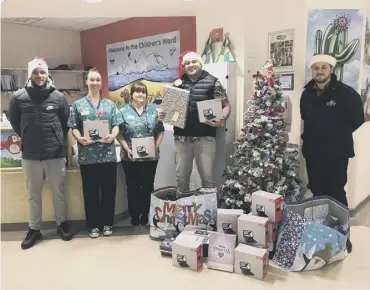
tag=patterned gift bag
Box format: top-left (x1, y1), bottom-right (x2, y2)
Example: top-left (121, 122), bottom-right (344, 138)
top-left (149, 187), bottom-right (218, 240)
top-left (273, 196), bottom-right (350, 271)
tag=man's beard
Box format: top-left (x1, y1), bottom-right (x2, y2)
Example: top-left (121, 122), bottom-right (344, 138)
top-left (314, 74), bottom-right (330, 84)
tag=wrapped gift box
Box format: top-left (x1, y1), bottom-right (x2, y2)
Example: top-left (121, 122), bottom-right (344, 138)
top-left (217, 208), bottom-right (244, 235)
top-left (252, 190), bottom-right (284, 222)
top-left (172, 233), bottom-right (203, 271)
top-left (162, 85), bottom-right (190, 128)
top-left (238, 214), bottom-right (269, 248)
top-left (234, 243), bottom-right (269, 280)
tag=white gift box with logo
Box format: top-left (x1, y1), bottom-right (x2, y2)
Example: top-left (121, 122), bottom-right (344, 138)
top-left (252, 190), bottom-right (284, 222)
top-left (238, 214), bottom-right (269, 248)
top-left (234, 243), bottom-right (269, 280)
top-left (172, 232), bottom-right (203, 271)
top-left (216, 208), bottom-right (244, 235)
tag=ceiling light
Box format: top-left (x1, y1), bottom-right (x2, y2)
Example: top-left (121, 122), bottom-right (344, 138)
top-left (81, 0), bottom-right (104, 3)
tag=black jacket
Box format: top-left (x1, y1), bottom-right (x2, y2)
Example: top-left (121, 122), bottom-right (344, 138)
top-left (300, 74), bottom-right (365, 161)
top-left (174, 71), bottom-right (218, 137)
top-left (8, 81), bottom-right (70, 160)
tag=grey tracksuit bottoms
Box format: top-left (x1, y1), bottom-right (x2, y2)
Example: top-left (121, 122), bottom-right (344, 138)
top-left (22, 158), bottom-right (67, 230)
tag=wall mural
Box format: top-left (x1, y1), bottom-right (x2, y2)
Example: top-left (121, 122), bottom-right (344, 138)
top-left (106, 31), bottom-right (180, 108)
top-left (362, 18), bottom-right (370, 122)
top-left (305, 9), bottom-right (363, 91)
top-left (0, 130), bottom-right (22, 168)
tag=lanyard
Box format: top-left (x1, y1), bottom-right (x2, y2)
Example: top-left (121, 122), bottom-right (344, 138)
top-left (86, 96), bottom-right (102, 112)
top-left (130, 104), bottom-right (151, 133)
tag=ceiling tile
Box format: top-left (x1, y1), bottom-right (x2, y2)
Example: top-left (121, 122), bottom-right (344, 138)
top-left (2, 18), bottom-right (45, 24)
top-left (34, 17), bottom-right (96, 28)
top-left (73, 17), bottom-right (125, 31)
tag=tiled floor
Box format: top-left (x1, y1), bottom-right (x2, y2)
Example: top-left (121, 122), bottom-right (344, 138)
top-left (2, 199), bottom-right (369, 290)
top-left (1, 226), bottom-right (370, 290)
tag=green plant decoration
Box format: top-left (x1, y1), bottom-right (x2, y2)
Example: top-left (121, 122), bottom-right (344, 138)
top-left (314, 13), bottom-right (360, 80)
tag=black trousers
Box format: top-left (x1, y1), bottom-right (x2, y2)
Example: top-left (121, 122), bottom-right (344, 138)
top-left (305, 158), bottom-right (349, 206)
top-left (79, 162), bottom-right (117, 229)
top-left (121, 160), bottom-right (158, 220)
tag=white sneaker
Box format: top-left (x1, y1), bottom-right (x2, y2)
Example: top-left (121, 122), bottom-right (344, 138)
top-left (103, 226), bottom-right (113, 236)
top-left (89, 228), bottom-right (99, 238)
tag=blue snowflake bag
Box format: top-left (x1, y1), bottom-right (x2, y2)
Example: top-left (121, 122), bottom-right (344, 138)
top-left (272, 196), bottom-right (350, 271)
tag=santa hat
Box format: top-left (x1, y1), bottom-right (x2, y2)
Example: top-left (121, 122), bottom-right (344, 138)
top-left (309, 54), bottom-right (337, 68)
top-left (178, 51), bottom-right (204, 78)
top-left (28, 57), bottom-right (48, 79)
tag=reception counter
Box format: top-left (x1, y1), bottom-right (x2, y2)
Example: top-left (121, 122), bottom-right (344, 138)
top-left (2, 122), bottom-right (370, 230)
top-left (1, 125), bottom-right (177, 230)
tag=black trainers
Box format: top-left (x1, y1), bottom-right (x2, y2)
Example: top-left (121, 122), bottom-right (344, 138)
top-left (21, 229), bottom-right (42, 250)
top-left (131, 217), bottom-right (140, 226)
top-left (57, 222), bottom-right (73, 241)
top-left (347, 239), bottom-right (353, 253)
top-left (140, 215), bottom-right (149, 226)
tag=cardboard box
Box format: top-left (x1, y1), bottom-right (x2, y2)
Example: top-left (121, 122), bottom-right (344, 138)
top-left (207, 231), bottom-right (237, 272)
top-left (268, 221), bottom-right (277, 243)
top-left (172, 233), bottom-right (203, 271)
top-left (182, 227), bottom-right (211, 258)
top-left (217, 208), bottom-right (244, 235)
top-left (159, 237), bottom-right (176, 257)
top-left (234, 243), bottom-right (269, 280)
top-left (252, 190), bottom-right (284, 222)
top-left (196, 99), bottom-right (223, 123)
top-left (238, 214), bottom-right (269, 248)
top-left (131, 137), bottom-right (155, 159)
top-left (83, 119), bottom-right (110, 143)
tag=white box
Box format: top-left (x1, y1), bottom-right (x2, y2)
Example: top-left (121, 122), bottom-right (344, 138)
top-left (217, 208), bottom-right (244, 235)
top-left (196, 99), bottom-right (223, 123)
top-left (238, 214), bottom-right (269, 248)
top-left (207, 231), bottom-right (237, 272)
top-left (172, 233), bottom-right (203, 271)
top-left (83, 119), bottom-right (110, 142)
top-left (182, 227), bottom-right (211, 258)
top-left (268, 221), bottom-right (277, 243)
top-left (252, 190), bottom-right (284, 222)
top-left (234, 243), bottom-right (269, 280)
top-left (131, 136), bottom-right (155, 159)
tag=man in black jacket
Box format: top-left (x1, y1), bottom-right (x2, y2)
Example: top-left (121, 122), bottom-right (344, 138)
top-left (173, 51), bottom-right (231, 191)
top-left (8, 57), bottom-right (72, 249)
top-left (301, 54), bottom-right (365, 251)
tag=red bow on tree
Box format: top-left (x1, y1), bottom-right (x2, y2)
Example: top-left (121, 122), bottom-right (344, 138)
top-left (252, 71), bottom-right (263, 78)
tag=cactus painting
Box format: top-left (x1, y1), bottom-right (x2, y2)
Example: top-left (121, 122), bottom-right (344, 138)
top-left (306, 9), bottom-right (364, 91)
top-left (362, 18), bottom-right (370, 122)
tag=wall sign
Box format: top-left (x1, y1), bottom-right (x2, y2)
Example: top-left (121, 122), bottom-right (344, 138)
top-left (276, 73), bottom-right (294, 91)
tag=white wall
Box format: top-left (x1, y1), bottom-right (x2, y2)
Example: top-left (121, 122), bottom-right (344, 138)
top-left (195, 7), bottom-right (245, 136)
top-left (196, 0), bottom-right (370, 209)
top-left (0, 22), bottom-right (82, 68)
top-left (262, 0), bottom-right (370, 209)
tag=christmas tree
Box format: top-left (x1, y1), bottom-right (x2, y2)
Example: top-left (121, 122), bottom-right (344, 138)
top-left (220, 60), bottom-right (306, 212)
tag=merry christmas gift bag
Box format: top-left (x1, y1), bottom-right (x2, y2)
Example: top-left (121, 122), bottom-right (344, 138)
top-left (272, 196), bottom-right (350, 272)
top-left (149, 187), bottom-right (218, 240)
